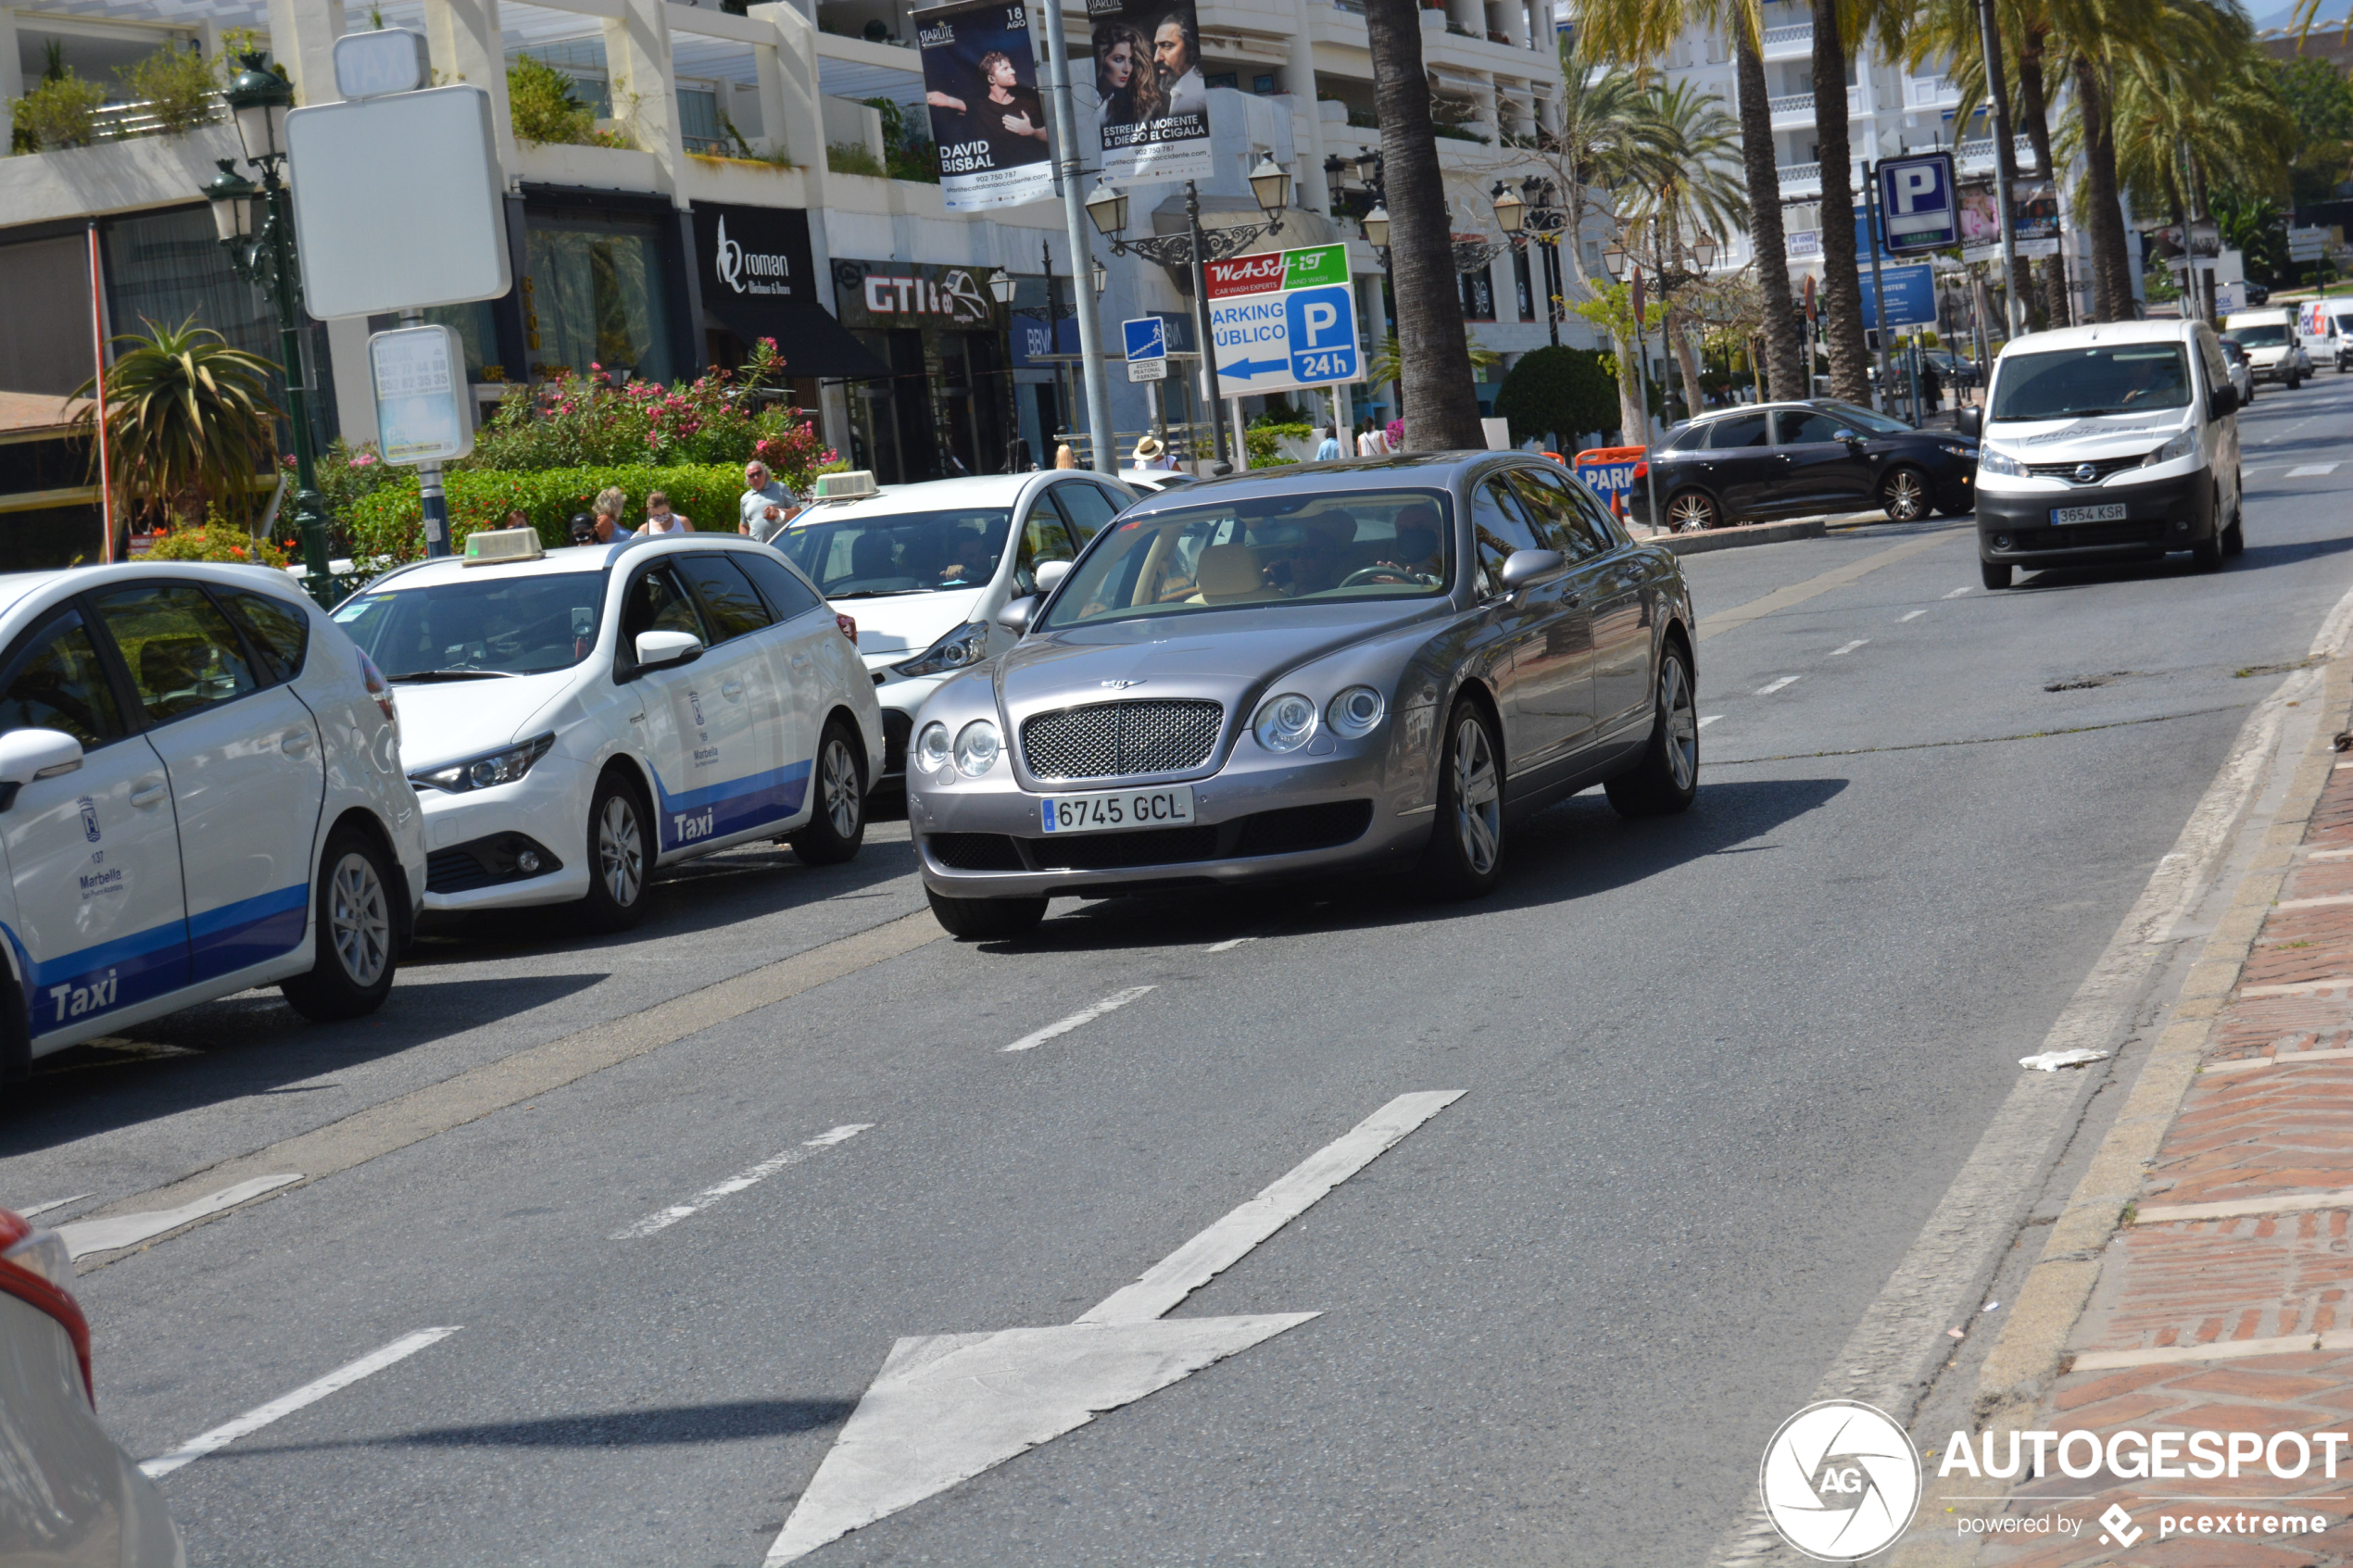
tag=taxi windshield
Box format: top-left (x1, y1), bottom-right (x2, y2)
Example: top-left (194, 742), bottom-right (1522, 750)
top-left (333, 571), bottom-right (608, 680)
top-left (773, 507), bottom-right (1013, 597)
top-left (1039, 489), bottom-right (1453, 631)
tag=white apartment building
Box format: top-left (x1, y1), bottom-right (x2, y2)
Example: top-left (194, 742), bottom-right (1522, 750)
top-left (0, 0), bottom-right (1590, 558)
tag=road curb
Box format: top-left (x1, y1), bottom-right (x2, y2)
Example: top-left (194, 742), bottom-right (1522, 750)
top-left (1655, 519), bottom-right (1828, 555)
top-left (1971, 656), bottom-right (2350, 1424)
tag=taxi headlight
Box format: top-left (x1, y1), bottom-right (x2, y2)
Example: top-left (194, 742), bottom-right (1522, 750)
top-left (894, 621), bottom-right (990, 679)
top-left (1327, 685), bottom-right (1386, 739)
top-left (1977, 445), bottom-right (2025, 477)
top-left (915, 721), bottom-right (953, 773)
top-left (410, 733), bottom-right (555, 794)
top-left (953, 720), bottom-right (1001, 777)
top-left (1253, 692), bottom-right (1318, 753)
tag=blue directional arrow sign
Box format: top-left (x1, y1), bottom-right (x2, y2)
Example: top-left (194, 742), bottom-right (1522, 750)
top-left (1209, 281), bottom-right (1366, 396)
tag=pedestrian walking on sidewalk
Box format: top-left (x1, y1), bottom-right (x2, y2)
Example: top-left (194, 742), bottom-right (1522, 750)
top-left (1315, 425), bottom-right (1341, 461)
top-left (590, 487), bottom-right (633, 544)
top-left (738, 460), bottom-right (799, 543)
top-left (640, 491), bottom-right (693, 536)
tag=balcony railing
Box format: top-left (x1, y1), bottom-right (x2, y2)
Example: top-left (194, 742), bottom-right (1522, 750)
top-left (1764, 85), bottom-right (1862, 119)
top-left (83, 94), bottom-right (223, 143)
top-left (1762, 22), bottom-right (1812, 48)
top-left (1956, 133), bottom-right (2036, 169)
top-left (1778, 160), bottom-right (1820, 186)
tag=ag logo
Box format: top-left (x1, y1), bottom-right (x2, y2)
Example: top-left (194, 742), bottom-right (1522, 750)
top-left (1759, 1399), bottom-right (1920, 1561)
top-left (77, 796), bottom-right (100, 844)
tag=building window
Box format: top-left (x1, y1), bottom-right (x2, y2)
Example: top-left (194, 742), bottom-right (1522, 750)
top-left (1461, 267), bottom-right (1496, 321)
top-left (524, 209), bottom-right (679, 387)
top-left (1513, 249), bottom-right (1534, 320)
top-left (678, 86), bottom-right (724, 153)
top-left (1252, 72), bottom-right (1278, 94)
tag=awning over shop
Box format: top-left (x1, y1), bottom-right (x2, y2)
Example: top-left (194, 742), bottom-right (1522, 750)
top-left (736, 302), bottom-right (891, 382)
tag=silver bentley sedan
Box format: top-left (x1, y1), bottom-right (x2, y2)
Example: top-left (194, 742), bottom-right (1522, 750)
top-left (903, 452), bottom-right (1701, 938)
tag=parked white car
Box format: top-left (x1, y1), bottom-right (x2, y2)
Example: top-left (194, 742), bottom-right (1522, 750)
top-left (331, 530), bottom-right (882, 929)
top-left (772, 471), bottom-right (1136, 781)
top-left (0, 562), bottom-right (424, 1076)
top-left (0, 1208), bottom-right (182, 1565)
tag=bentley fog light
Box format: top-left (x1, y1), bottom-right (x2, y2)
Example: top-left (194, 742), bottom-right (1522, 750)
top-left (916, 721), bottom-right (953, 773)
top-left (1253, 693), bottom-right (1317, 753)
top-left (953, 720), bottom-right (1001, 777)
top-left (1327, 686), bottom-right (1385, 739)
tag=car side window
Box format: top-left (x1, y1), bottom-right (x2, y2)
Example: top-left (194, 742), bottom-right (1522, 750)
top-left (1774, 409), bottom-right (1845, 445)
top-left (618, 565), bottom-right (707, 657)
top-left (2196, 332), bottom-right (2230, 396)
top-left (1015, 495), bottom-right (1079, 593)
top-left (1470, 475), bottom-right (1542, 596)
top-left (1051, 482), bottom-right (1122, 543)
top-left (1510, 467), bottom-right (1613, 560)
top-left (1707, 411), bottom-right (1771, 449)
top-left (736, 549), bottom-right (827, 621)
top-left (88, 583), bottom-right (261, 723)
top-left (1556, 469), bottom-right (1633, 549)
top-left (676, 554), bottom-right (773, 644)
top-left (220, 589), bottom-right (309, 683)
top-left (0, 612), bottom-right (128, 748)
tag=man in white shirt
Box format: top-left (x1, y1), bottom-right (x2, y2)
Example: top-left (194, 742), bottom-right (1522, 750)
top-left (738, 460), bottom-right (800, 543)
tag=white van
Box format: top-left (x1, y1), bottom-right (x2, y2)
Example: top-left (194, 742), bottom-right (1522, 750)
top-left (1960, 319), bottom-right (2243, 590)
top-left (2222, 307), bottom-right (2310, 387)
top-left (2299, 299), bottom-right (2353, 372)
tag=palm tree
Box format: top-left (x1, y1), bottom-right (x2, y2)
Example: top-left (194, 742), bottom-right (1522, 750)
top-left (71, 317), bottom-right (282, 529)
top-left (1567, 0), bottom-right (1803, 398)
top-left (1364, 0), bottom-right (1487, 449)
top-left (1620, 80), bottom-right (1749, 416)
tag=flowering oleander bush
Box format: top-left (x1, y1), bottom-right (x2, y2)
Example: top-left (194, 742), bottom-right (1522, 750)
top-left (145, 524), bottom-right (288, 568)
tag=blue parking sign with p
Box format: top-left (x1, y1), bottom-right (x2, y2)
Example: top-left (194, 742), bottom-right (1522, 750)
top-left (1283, 285), bottom-right (1357, 385)
top-left (1877, 153), bottom-right (1957, 254)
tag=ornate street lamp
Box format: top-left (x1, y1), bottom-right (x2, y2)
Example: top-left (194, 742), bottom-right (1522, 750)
top-left (1360, 205), bottom-right (1390, 252)
top-left (1491, 182), bottom-right (1527, 235)
top-left (199, 52), bottom-right (340, 604)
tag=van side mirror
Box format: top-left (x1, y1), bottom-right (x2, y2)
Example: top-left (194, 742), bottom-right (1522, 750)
top-left (996, 596), bottom-right (1037, 635)
top-left (1957, 408), bottom-right (1983, 439)
top-left (2210, 384), bottom-right (2240, 418)
top-left (631, 630), bottom-right (702, 673)
top-left (0, 727), bottom-right (82, 810)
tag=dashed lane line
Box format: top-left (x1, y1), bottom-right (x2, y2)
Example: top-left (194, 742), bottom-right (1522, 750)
top-left (1898, 608), bottom-right (1927, 622)
top-left (1944, 585), bottom-right (1973, 598)
top-left (13, 1194), bottom-right (92, 1220)
top-left (63, 911), bottom-right (946, 1272)
top-left (1005, 986), bottom-right (1157, 1052)
top-left (1755, 675), bottom-right (1801, 696)
top-left (1694, 527), bottom-right (1962, 644)
top-left (1698, 715), bottom-right (1722, 729)
top-left (139, 1327), bottom-right (461, 1478)
top-left (2290, 463), bottom-right (2343, 478)
top-left (1204, 935), bottom-right (1258, 953)
top-left (613, 1124), bottom-right (874, 1239)
top-left (1830, 639), bottom-right (1869, 657)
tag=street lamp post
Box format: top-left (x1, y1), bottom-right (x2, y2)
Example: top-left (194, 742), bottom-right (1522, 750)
top-left (1086, 153), bottom-right (1292, 473)
top-left (202, 55), bottom-right (338, 608)
top-left (990, 236), bottom-right (1109, 471)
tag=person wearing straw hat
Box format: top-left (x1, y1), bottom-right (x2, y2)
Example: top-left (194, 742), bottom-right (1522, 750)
top-left (1131, 433), bottom-right (1176, 470)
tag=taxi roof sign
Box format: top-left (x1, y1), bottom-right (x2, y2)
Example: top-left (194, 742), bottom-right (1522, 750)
top-left (461, 526), bottom-right (546, 566)
top-left (812, 470), bottom-right (880, 502)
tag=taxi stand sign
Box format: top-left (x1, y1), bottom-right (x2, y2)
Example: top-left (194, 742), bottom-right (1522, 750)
top-left (1123, 316), bottom-right (1168, 383)
top-left (1876, 151), bottom-right (1959, 255)
top-left (368, 324), bottom-right (474, 465)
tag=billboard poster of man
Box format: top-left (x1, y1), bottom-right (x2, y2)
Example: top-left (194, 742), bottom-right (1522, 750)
top-left (1088, 0), bottom-right (1212, 185)
top-left (1959, 177), bottom-right (2064, 261)
top-left (916, 0), bottom-right (1053, 211)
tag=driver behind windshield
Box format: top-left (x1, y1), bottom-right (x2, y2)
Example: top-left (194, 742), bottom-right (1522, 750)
top-left (1372, 505), bottom-right (1443, 582)
top-left (937, 530), bottom-right (999, 585)
top-left (1258, 514), bottom-right (1355, 596)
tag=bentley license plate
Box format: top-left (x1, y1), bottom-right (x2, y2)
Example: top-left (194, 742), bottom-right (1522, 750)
top-left (2051, 503), bottom-right (2128, 524)
top-left (1039, 785), bottom-right (1196, 834)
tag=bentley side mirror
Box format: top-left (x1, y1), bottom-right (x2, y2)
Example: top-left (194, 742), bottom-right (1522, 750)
top-left (1498, 548), bottom-right (1567, 592)
top-left (996, 596), bottom-right (1037, 635)
top-left (1034, 559), bottom-right (1072, 593)
top-left (632, 630), bottom-right (703, 672)
top-left (0, 727), bottom-right (82, 810)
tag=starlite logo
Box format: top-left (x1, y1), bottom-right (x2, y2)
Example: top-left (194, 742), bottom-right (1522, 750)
top-left (1760, 1400), bottom-right (1921, 1562)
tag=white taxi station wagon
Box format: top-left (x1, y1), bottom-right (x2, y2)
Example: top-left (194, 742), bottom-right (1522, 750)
top-left (333, 529), bottom-right (884, 928)
top-left (0, 562), bottom-right (427, 1077)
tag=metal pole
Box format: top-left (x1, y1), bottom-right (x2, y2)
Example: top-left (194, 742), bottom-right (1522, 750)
top-left (1872, 164), bottom-right (1892, 416)
top-left (1037, 0), bottom-right (1114, 473)
top-left (85, 221), bottom-right (113, 564)
top-left (1187, 182), bottom-right (1229, 470)
top-left (1633, 275), bottom-right (1660, 529)
top-left (264, 171), bottom-right (335, 606)
top-left (396, 308), bottom-right (454, 558)
top-left (1973, 0), bottom-right (2025, 338)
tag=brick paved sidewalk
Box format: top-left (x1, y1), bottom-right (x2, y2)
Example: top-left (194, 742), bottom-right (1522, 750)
top-left (1942, 702), bottom-right (2353, 1566)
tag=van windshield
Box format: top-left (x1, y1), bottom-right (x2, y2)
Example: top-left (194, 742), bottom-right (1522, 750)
top-left (2230, 323), bottom-right (2290, 347)
top-left (1989, 344), bottom-right (2192, 421)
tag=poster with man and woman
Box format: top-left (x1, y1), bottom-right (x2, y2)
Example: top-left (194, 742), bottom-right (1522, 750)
top-left (916, 0), bottom-right (1055, 211)
top-left (1088, 0), bottom-right (1213, 185)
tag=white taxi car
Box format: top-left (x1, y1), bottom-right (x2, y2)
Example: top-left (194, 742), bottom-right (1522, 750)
top-left (332, 529), bottom-right (883, 929)
top-left (774, 470), bottom-right (1134, 781)
top-left (0, 562), bottom-right (425, 1078)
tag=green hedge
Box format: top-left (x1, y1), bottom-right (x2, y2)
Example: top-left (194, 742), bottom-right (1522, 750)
top-left (341, 463), bottom-right (749, 564)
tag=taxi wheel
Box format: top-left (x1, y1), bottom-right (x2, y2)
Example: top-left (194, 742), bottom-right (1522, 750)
top-left (926, 889), bottom-right (1048, 939)
top-left (790, 719), bottom-right (867, 866)
top-left (579, 771), bottom-right (650, 933)
top-left (282, 828), bottom-right (397, 1022)
top-left (1416, 697), bottom-right (1504, 900)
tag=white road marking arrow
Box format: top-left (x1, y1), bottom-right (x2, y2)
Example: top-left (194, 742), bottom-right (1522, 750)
top-left (762, 1090), bottom-right (1465, 1564)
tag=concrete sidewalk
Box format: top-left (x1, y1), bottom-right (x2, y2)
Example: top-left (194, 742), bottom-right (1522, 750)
top-left (1895, 655), bottom-right (2353, 1566)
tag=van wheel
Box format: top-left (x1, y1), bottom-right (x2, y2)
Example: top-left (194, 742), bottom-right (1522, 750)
top-left (790, 719), bottom-right (867, 865)
top-left (281, 827), bottom-right (397, 1022)
top-left (1604, 642), bottom-right (1698, 818)
top-left (926, 890), bottom-right (1047, 939)
top-left (1981, 558), bottom-right (2013, 590)
top-left (578, 771), bottom-right (650, 932)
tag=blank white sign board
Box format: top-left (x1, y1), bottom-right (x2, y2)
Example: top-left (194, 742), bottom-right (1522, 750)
top-left (284, 86), bottom-right (510, 320)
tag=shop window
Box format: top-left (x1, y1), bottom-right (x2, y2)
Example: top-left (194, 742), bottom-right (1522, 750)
top-left (524, 212), bottom-right (678, 388)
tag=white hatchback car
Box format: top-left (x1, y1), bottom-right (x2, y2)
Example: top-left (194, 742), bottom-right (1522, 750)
top-left (0, 562), bottom-right (425, 1078)
top-left (774, 471), bottom-right (1134, 781)
top-left (332, 530), bottom-right (884, 929)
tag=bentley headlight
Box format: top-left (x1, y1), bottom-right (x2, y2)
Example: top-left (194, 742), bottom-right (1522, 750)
top-left (953, 719), bottom-right (1001, 777)
top-left (410, 733), bottom-right (555, 794)
top-left (1253, 693), bottom-right (1317, 753)
top-left (915, 721), bottom-right (953, 773)
top-left (894, 621), bottom-right (989, 678)
top-left (1327, 686), bottom-right (1386, 739)
top-left (2145, 427), bottom-right (2196, 467)
top-left (1977, 445), bottom-right (2025, 477)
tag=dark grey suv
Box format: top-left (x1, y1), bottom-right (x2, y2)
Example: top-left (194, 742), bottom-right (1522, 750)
top-left (1633, 398), bottom-right (1982, 530)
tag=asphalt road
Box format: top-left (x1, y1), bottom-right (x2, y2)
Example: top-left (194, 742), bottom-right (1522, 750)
top-left (9, 373), bottom-right (2353, 1567)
